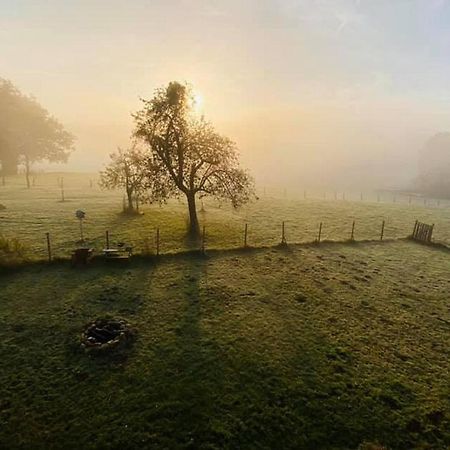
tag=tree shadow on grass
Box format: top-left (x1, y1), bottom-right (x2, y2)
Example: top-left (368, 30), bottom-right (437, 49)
top-left (142, 254), bottom-right (232, 448)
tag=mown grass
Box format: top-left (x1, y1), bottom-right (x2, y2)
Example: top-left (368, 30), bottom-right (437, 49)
top-left (0, 240), bottom-right (449, 449)
top-left (1, 172), bottom-right (450, 263)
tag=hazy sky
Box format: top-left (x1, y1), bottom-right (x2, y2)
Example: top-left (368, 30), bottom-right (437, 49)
top-left (2, 0), bottom-right (450, 188)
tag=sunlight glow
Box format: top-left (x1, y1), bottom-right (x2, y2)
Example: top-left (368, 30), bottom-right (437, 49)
top-left (193, 92), bottom-right (204, 112)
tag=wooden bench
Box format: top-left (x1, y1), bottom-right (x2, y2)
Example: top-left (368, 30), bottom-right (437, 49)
top-left (103, 246), bottom-right (133, 261)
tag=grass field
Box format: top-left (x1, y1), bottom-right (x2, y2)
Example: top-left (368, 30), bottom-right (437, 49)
top-left (1, 172), bottom-right (450, 263)
top-left (0, 240), bottom-right (449, 449)
top-left (1, 172), bottom-right (449, 448)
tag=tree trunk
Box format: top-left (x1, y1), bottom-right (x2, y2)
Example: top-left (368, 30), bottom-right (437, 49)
top-left (25, 155), bottom-right (31, 189)
top-left (187, 192), bottom-right (200, 236)
top-left (126, 187), bottom-right (133, 211)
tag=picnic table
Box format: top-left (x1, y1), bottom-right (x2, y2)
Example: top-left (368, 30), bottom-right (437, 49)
top-left (103, 245), bottom-right (133, 261)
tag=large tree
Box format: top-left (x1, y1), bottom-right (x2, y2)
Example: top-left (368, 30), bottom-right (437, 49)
top-left (133, 81), bottom-right (254, 235)
top-left (0, 78), bottom-right (74, 185)
top-left (99, 146), bottom-right (148, 213)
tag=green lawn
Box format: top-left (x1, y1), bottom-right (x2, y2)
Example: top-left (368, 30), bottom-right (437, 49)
top-left (1, 172), bottom-right (450, 263)
top-left (0, 240), bottom-right (449, 449)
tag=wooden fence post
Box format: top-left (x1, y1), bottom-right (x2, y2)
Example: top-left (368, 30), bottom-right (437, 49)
top-left (377, 193), bottom-right (380, 202)
top-left (360, 192), bottom-right (363, 201)
top-left (343, 192), bottom-right (346, 201)
top-left (409, 195), bottom-right (412, 205)
top-left (156, 228), bottom-right (160, 256)
top-left (244, 223), bottom-right (248, 247)
top-left (105, 230), bottom-right (110, 249)
top-left (1, 175), bottom-right (4, 186)
top-left (412, 220), bottom-right (418, 239)
top-left (303, 189), bottom-right (307, 200)
top-left (334, 191), bottom-right (337, 200)
top-left (281, 221), bottom-right (287, 245)
top-left (350, 220), bottom-right (355, 241)
top-left (46, 232), bottom-right (52, 262)
top-left (317, 222), bottom-right (322, 243)
top-left (380, 220), bottom-right (385, 241)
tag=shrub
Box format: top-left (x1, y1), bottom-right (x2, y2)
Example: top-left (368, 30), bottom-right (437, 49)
top-left (0, 234), bottom-right (28, 266)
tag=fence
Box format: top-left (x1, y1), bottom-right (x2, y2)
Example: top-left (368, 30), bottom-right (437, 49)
top-left (41, 218), bottom-right (403, 263)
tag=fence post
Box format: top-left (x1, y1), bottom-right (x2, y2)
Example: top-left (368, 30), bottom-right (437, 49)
top-left (1, 175), bottom-right (4, 186)
top-left (343, 192), bottom-right (346, 201)
top-left (46, 232), bottom-right (52, 262)
top-left (105, 230), bottom-right (110, 249)
top-left (201, 225), bottom-right (206, 254)
top-left (156, 228), bottom-right (160, 256)
top-left (317, 222), bottom-right (322, 243)
top-left (303, 190), bottom-right (307, 200)
top-left (350, 220), bottom-right (355, 241)
top-left (380, 220), bottom-right (385, 241)
top-left (429, 224), bottom-right (434, 242)
top-left (244, 223), bottom-right (248, 247)
top-left (409, 195), bottom-right (412, 205)
top-left (360, 192), bottom-right (363, 201)
top-left (281, 221), bottom-right (287, 245)
top-left (377, 193), bottom-right (380, 202)
top-left (415, 222), bottom-right (419, 240)
top-left (334, 191), bottom-right (337, 200)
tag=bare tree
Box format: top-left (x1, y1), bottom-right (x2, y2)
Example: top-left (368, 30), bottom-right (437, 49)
top-left (99, 146), bottom-right (148, 213)
top-left (134, 81), bottom-right (254, 235)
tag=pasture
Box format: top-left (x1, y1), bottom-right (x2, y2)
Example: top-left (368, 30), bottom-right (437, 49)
top-left (1, 172), bottom-right (450, 263)
top-left (1, 173), bottom-right (449, 449)
top-left (0, 240), bottom-right (449, 448)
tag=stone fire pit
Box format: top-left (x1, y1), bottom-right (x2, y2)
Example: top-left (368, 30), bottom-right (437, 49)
top-left (81, 318), bottom-right (135, 353)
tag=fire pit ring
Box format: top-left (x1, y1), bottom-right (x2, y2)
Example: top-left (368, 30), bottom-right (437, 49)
top-left (81, 318), bottom-right (135, 353)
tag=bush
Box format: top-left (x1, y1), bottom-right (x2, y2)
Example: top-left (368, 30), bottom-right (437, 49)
top-left (0, 234), bottom-right (28, 266)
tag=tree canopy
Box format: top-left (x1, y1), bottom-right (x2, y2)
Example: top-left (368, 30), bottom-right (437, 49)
top-left (133, 81), bottom-right (254, 235)
top-left (0, 78), bottom-right (75, 184)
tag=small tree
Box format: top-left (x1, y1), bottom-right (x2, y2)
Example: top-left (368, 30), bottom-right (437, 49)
top-left (134, 81), bottom-right (254, 235)
top-left (99, 146), bottom-right (148, 213)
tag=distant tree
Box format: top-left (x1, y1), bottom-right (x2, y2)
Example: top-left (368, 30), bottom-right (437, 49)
top-left (0, 78), bottom-right (75, 186)
top-left (0, 79), bottom-right (21, 175)
top-left (417, 133), bottom-right (450, 198)
top-left (133, 81), bottom-right (254, 235)
top-left (99, 146), bottom-right (149, 213)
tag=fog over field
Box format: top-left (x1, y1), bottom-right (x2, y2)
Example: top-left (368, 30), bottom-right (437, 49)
top-left (2, 0), bottom-right (450, 189)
